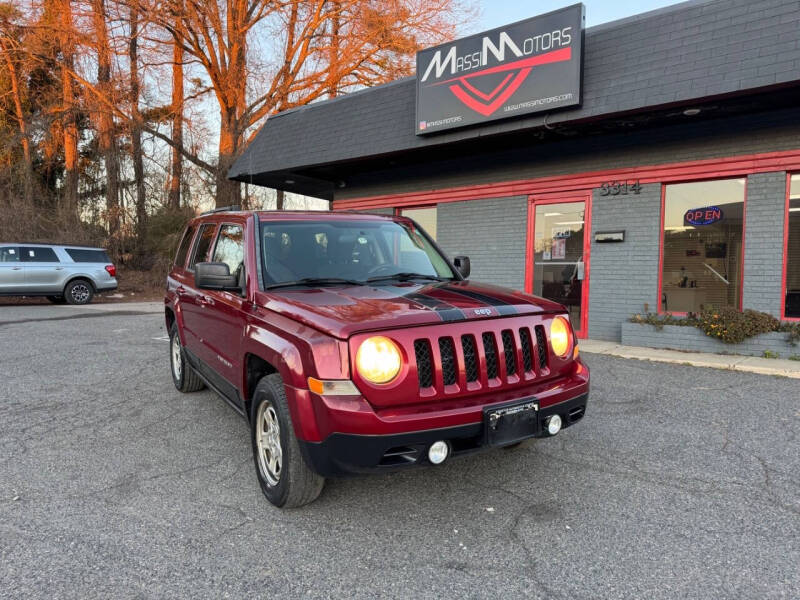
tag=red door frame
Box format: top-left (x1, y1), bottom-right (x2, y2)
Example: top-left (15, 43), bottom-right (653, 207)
top-left (783, 173), bottom-right (800, 321)
top-left (526, 191), bottom-right (592, 338)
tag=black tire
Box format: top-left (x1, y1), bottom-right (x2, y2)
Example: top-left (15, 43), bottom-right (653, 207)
top-left (169, 322), bottom-right (205, 392)
top-left (64, 279), bottom-right (94, 305)
top-left (46, 296), bottom-right (66, 304)
top-left (250, 373), bottom-right (324, 508)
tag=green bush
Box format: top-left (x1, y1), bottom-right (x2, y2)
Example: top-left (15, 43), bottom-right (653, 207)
top-left (630, 308), bottom-right (796, 345)
top-left (695, 307), bottom-right (780, 344)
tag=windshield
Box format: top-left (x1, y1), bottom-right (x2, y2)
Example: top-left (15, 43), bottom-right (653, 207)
top-left (259, 219), bottom-right (456, 287)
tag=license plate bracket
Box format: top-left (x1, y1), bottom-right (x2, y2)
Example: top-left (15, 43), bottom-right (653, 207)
top-left (484, 398), bottom-right (540, 447)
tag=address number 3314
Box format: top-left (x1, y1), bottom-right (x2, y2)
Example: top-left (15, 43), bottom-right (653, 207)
top-left (599, 180), bottom-right (642, 196)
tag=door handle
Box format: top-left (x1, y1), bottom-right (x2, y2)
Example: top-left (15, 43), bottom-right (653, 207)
top-left (55, 267), bottom-right (64, 271)
top-left (12, 267), bottom-right (22, 271)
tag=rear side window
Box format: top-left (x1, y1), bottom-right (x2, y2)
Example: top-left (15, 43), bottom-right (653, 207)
top-left (212, 224), bottom-right (244, 274)
top-left (65, 249), bottom-right (110, 263)
top-left (174, 225), bottom-right (196, 267)
top-left (188, 224), bottom-right (216, 269)
top-left (0, 247), bottom-right (19, 262)
top-left (20, 247), bottom-right (59, 262)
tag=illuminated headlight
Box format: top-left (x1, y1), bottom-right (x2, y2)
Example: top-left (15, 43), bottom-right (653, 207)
top-left (355, 336), bottom-right (402, 384)
top-left (550, 316), bottom-right (572, 357)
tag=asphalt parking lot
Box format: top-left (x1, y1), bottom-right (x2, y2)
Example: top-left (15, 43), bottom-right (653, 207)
top-left (0, 302), bottom-right (798, 599)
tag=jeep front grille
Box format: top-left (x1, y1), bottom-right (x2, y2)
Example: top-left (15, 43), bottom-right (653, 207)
top-left (415, 325), bottom-right (549, 391)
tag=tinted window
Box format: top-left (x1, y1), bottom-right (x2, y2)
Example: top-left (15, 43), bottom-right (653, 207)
top-left (65, 248), bottom-right (110, 263)
top-left (0, 247), bottom-right (19, 262)
top-left (212, 225), bottom-right (244, 274)
top-left (20, 247), bottom-right (59, 263)
top-left (175, 225), bottom-right (196, 267)
top-left (189, 224), bottom-right (216, 269)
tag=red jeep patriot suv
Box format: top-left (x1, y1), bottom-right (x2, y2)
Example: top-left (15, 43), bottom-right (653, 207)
top-left (166, 209), bottom-right (589, 508)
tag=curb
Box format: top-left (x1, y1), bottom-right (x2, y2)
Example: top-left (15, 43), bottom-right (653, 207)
top-left (579, 340), bottom-right (800, 379)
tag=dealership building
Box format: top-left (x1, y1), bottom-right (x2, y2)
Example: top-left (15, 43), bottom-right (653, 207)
top-left (231, 0), bottom-right (800, 342)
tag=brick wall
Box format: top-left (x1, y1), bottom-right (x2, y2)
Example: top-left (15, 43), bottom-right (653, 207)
top-left (437, 197), bottom-right (528, 291)
top-left (742, 172), bottom-right (788, 316)
top-left (587, 184), bottom-right (663, 341)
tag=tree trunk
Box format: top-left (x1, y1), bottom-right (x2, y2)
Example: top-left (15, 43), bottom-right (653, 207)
top-left (276, 189), bottom-right (284, 210)
top-left (216, 108), bottom-right (240, 208)
top-left (61, 0), bottom-right (79, 219)
top-left (91, 0), bottom-right (120, 249)
top-left (168, 10), bottom-right (184, 210)
top-left (0, 38), bottom-right (34, 207)
top-left (129, 5), bottom-right (147, 263)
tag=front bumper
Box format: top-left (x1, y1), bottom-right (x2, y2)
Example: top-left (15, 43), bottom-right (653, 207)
top-left (298, 393), bottom-right (588, 477)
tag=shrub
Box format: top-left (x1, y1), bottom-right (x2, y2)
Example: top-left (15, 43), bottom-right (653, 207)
top-left (630, 307), bottom-right (796, 345)
top-left (695, 307), bottom-right (780, 344)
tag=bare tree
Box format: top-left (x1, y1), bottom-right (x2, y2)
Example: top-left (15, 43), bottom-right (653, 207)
top-left (90, 0), bottom-right (121, 244)
top-left (0, 33), bottom-right (34, 206)
top-left (167, 2), bottom-right (184, 209)
top-left (60, 0), bottom-right (79, 218)
top-left (129, 2), bottom-right (147, 260)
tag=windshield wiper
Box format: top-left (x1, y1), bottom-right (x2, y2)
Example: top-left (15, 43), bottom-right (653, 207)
top-left (265, 277), bottom-right (365, 290)
top-left (365, 272), bottom-right (448, 284)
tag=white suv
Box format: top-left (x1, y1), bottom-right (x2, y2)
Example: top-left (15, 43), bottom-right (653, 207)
top-left (0, 244), bottom-right (117, 305)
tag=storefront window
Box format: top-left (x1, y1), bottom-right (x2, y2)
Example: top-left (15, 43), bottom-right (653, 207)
top-left (400, 206), bottom-right (437, 240)
top-left (786, 175), bottom-right (800, 319)
top-left (661, 179), bottom-right (745, 313)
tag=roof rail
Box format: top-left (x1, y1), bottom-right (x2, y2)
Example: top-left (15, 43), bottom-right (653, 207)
top-left (200, 204), bottom-right (241, 216)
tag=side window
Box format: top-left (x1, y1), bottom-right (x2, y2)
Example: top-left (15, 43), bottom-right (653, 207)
top-left (0, 247), bottom-right (19, 262)
top-left (188, 224), bottom-right (216, 270)
top-left (20, 247), bottom-right (59, 263)
top-left (65, 249), bottom-right (111, 263)
top-left (175, 225), bottom-right (196, 267)
top-left (212, 224), bottom-right (244, 274)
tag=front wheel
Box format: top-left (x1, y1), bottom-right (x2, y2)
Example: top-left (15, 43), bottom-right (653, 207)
top-left (251, 373), bottom-right (324, 508)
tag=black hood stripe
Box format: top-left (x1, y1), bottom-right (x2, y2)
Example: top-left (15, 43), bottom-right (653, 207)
top-left (403, 291), bottom-right (466, 322)
top-left (440, 286), bottom-right (519, 316)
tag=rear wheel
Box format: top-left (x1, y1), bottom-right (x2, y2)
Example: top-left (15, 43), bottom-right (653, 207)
top-left (64, 279), bottom-right (94, 305)
top-left (169, 322), bottom-right (205, 392)
top-left (251, 373), bottom-right (324, 508)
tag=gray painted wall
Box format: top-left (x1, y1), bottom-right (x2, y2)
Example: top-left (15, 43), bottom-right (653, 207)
top-left (437, 197), bottom-right (528, 291)
top-left (587, 184), bottom-right (663, 341)
top-left (743, 172), bottom-right (788, 316)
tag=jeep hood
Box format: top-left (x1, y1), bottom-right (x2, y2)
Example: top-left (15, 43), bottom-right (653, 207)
top-left (255, 280), bottom-right (567, 339)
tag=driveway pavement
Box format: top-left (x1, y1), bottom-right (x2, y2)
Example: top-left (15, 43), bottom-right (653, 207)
top-left (0, 303), bottom-right (798, 599)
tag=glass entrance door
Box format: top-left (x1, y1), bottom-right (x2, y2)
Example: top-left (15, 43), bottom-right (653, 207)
top-left (530, 199), bottom-right (590, 337)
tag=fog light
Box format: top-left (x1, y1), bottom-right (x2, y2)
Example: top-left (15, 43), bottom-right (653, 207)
top-left (546, 415), bottom-right (562, 435)
top-left (428, 441), bottom-right (450, 465)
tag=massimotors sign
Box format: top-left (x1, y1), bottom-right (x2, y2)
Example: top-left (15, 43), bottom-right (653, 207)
top-left (415, 4), bottom-right (584, 135)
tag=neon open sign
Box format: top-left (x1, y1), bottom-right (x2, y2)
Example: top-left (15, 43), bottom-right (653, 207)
top-left (685, 206), bottom-right (723, 226)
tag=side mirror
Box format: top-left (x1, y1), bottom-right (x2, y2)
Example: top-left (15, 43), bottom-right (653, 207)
top-left (453, 255), bottom-right (471, 279)
top-left (195, 262), bottom-right (239, 291)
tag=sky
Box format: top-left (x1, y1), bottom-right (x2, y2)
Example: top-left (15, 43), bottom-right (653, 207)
top-left (477, 0), bottom-right (683, 31)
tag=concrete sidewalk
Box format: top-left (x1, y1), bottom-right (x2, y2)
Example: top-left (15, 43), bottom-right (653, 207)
top-left (580, 339), bottom-right (800, 379)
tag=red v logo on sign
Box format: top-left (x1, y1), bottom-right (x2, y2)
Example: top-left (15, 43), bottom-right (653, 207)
top-left (432, 47), bottom-right (572, 117)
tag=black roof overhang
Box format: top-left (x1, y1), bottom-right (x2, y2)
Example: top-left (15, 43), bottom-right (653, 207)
top-left (229, 83), bottom-right (800, 201)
